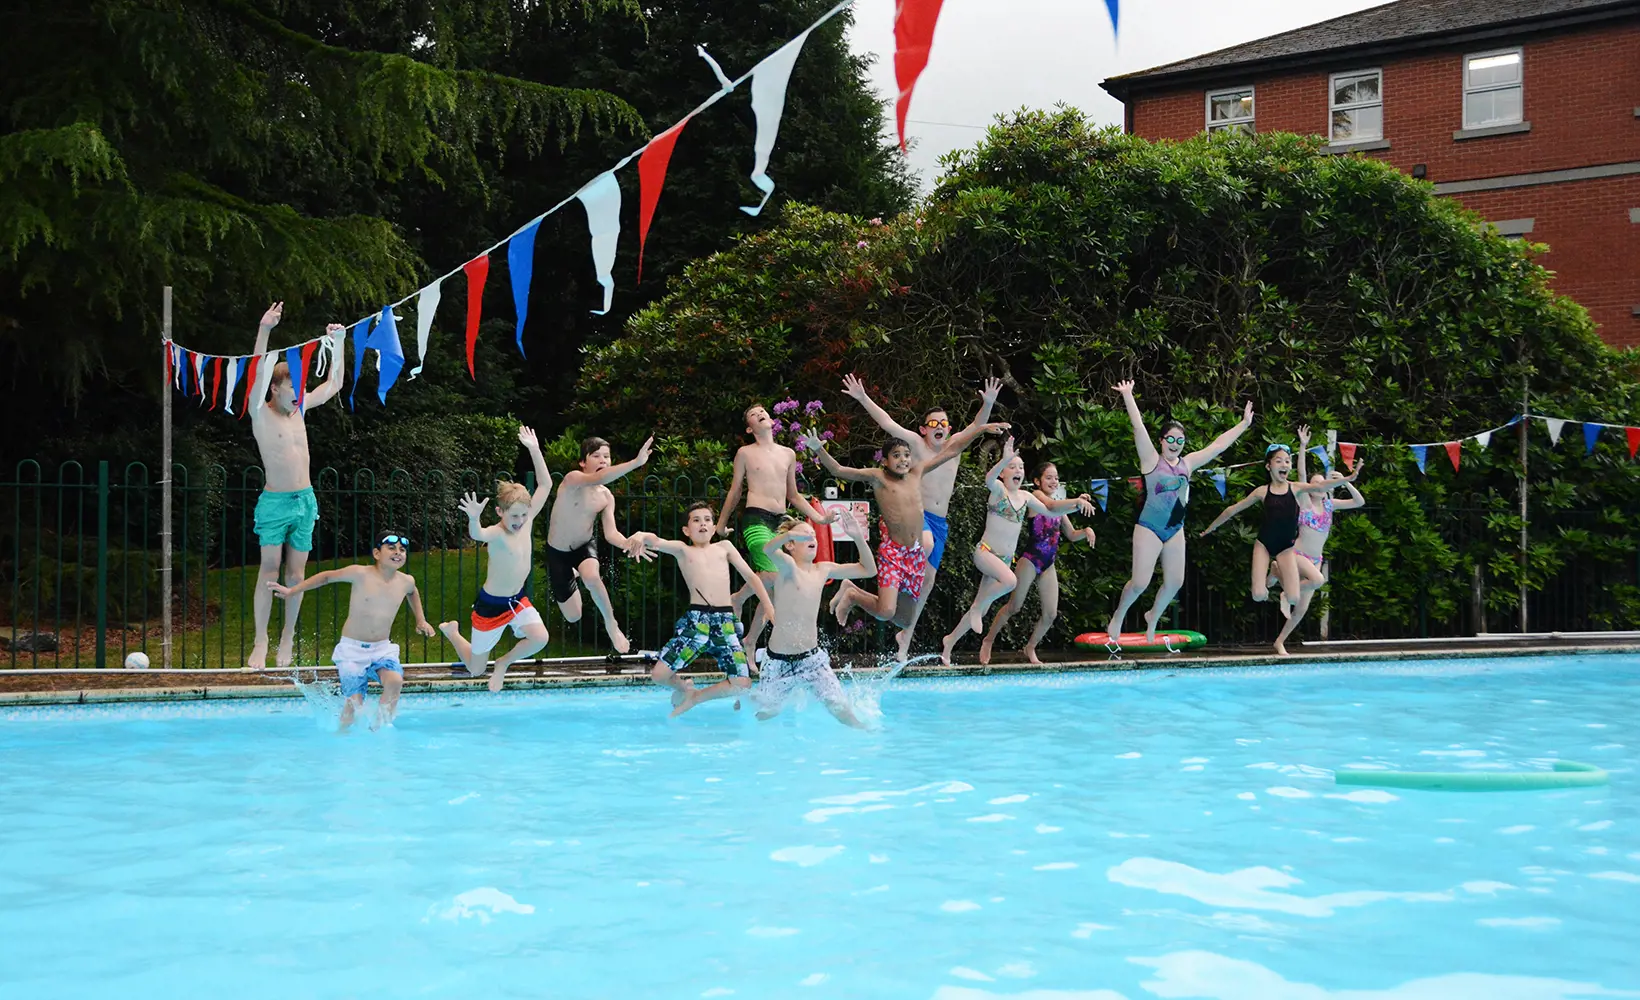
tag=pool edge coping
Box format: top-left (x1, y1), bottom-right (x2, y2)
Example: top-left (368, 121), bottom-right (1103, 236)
top-left (3, 642), bottom-right (1635, 707)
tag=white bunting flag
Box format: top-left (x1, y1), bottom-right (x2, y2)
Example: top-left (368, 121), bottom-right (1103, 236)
top-left (1475, 430), bottom-right (1492, 449)
top-left (408, 281), bottom-right (442, 380)
top-left (576, 171), bottom-right (623, 315)
top-left (192, 352), bottom-right (207, 403)
top-left (739, 24), bottom-right (817, 216)
top-left (1326, 428), bottom-right (1337, 459)
top-left (1544, 417), bottom-right (1566, 446)
top-left (222, 356), bottom-right (242, 415)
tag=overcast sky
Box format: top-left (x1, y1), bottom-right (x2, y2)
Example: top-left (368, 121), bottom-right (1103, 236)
top-left (845, 0), bottom-right (1390, 186)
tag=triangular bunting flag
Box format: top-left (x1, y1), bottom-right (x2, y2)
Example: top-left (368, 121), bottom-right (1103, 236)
top-left (1445, 441), bottom-right (1462, 471)
top-left (297, 341), bottom-right (319, 412)
top-left (741, 26), bottom-right (816, 215)
top-left (1128, 477), bottom-right (1142, 493)
top-left (1410, 445), bottom-right (1428, 474)
top-left (462, 256), bottom-right (489, 380)
top-left (893, 0), bottom-right (948, 152)
top-left (348, 316), bottom-right (374, 410)
top-left (209, 357), bottom-right (224, 409)
top-left (368, 306), bottom-right (405, 405)
top-left (163, 342), bottom-right (174, 388)
top-left (1212, 468), bottom-right (1228, 498)
top-left (1088, 479), bottom-right (1109, 511)
top-left (1475, 430), bottom-right (1492, 449)
top-left (1545, 417), bottom-right (1566, 446)
top-left (577, 171), bottom-right (622, 315)
top-left (637, 117), bottom-right (692, 280)
top-left (1626, 427), bottom-right (1640, 459)
top-left (1339, 442), bottom-right (1357, 471)
top-left (1326, 429), bottom-right (1337, 459)
top-left (1584, 422), bottom-right (1602, 455)
top-left (223, 357), bottom-right (244, 415)
top-left (1103, 0), bottom-right (1119, 34)
top-left (284, 346), bottom-right (303, 411)
top-left (1308, 446), bottom-right (1331, 473)
top-left (240, 354), bottom-right (261, 419)
top-left (408, 281), bottom-right (441, 380)
top-left (169, 345), bottom-right (181, 390)
top-left (508, 218), bottom-right (541, 357)
top-left (191, 351), bottom-right (206, 400)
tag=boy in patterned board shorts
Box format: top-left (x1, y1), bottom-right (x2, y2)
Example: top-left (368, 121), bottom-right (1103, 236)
top-left (268, 530), bottom-right (435, 731)
top-left (751, 512), bottom-right (876, 728)
top-left (801, 423), bottom-right (1008, 648)
top-left (438, 426), bottom-right (553, 692)
top-left (629, 502), bottom-right (773, 718)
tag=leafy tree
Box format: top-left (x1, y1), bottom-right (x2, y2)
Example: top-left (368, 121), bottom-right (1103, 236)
top-left (578, 109), bottom-right (1640, 643)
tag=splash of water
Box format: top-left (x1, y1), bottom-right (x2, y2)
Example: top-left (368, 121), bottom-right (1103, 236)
top-left (288, 670), bottom-right (346, 729)
top-left (840, 653), bottom-right (938, 730)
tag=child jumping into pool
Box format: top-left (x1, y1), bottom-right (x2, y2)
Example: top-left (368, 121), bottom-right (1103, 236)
top-left (545, 434), bottom-right (654, 655)
top-left (716, 403), bottom-right (834, 655)
top-left (268, 530), bottom-right (436, 731)
top-left (439, 425), bottom-right (553, 692)
top-left (1200, 442), bottom-right (1361, 655)
top-left (801, 422), bottom-right (1008, 643)
top-left (630, 502), bottom-right (774, 717)
top-left (1103, 380), bottom-right (1254, 646)
top-left (978, 459), bottom-right (1098, 665)
top-left (751, 511), bottom-right (877, 728)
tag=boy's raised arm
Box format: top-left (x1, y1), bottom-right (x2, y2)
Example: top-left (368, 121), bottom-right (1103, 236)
top-left (801, 432), bottom-right (878, 484)
top-left (303, 325), bottom-right (349, 408)
top-left (458, 491), bottom-right (495, 543)
top-left (716, 448), bottom-right (747, 537)
top-left (827, 511), bottom-right (877, 580)
top-left (928, 422), bottom-right (1010, 472)
top-left (841, 374), bottom-right (918, 446)
top-left (567, 435), bottom-right (654, 489)
top-left (785, 456), bottom-right (832, 524)
top-left (630, 530), bottom-right (686, 557)
top-left (252, 301), bottom-right (281, 356)
top-left (519, 426), bottom-right (552, 515)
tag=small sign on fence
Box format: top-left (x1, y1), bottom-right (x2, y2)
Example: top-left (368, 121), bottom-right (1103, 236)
top-left (818, 501), bottom-right (872, 542)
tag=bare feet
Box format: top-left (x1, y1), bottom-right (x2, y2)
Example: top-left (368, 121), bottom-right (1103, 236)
top-left (670, 688), bottom-right (702, 717)
top-left (1023, 644), bottom-right (1042, 666)
top-left (977, 633), bottom-right (995, 666)
top-left (1278, 595), bottom-right (1293, 620)
top-left (940, 631), bottom-right (958, 666)
top-left (1142, 608), bottom-right (1161, 644)
top-left (1274, 638), bottom-right (1289, 656)
top-left (968, 610), bottom-right (985, 635)
top-left (275, 636), bottom-right (295, 669)
top-left (488, 662), bottom-right (510, 693)
top-left (894, 629), bottom-right (913, 663)
top-left (670, 678), bottom-right (696, 707)
top-left (610, 627), bottom-right (632, 655)
top-left (247, 642), bottom-right (268, 670)
top-left (831, 583), bottom-right (855, 627)
top-left (438, 621), bottom-right (461, 643)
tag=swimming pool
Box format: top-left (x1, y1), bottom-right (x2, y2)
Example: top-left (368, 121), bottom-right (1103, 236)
top-left (2, 654), bottom-right (1636, 999)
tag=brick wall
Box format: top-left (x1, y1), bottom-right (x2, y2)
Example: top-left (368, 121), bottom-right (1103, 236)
top-left (1123, 19), bottom-right (1640, 344)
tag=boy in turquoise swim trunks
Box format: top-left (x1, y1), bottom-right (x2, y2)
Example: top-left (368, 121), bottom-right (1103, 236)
top-left (715, 403), bottom-right (831, 656)
top-left (248, 302), bottom-right (347, 669)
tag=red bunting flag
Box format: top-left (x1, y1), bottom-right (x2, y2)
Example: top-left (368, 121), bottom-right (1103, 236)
top-left (164, 341), bottom-right (174, 387)
top-left (1628, 427), bottom-right (1640, 459)
top-left (1445, 441), bottom-right (1462, 471)
top-left (210, 357), bottom-right (224, 409)
top-left (297, 340), bottom-right (319, 411)
top-left (893, 0), bottom-right (947, 152)
top-left (463, 255), bottom-right (490, 380)
top-left (1339, 442), bottom-right (1357, 471)
top-left (1128, 477), bottom-right (1142, 493)
top-left (637, 117), bottom-right (692, 283)
top-left (240, 354), bottom-right (261, 419)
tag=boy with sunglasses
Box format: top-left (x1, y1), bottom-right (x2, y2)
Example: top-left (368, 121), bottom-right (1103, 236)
top-left (268, 530), bottom-right (436, 731)
top-left (840, 374), bottom-right (1002, 660)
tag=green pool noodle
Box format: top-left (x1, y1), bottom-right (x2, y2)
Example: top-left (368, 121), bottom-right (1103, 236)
top-left (1335, 760), bottom-right (1609, 792)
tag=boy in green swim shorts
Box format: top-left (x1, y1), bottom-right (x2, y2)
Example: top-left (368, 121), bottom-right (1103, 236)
top-left (715, 402), bottom-right (832, 656)
top-left (247, 301), bottom-right (347, 669)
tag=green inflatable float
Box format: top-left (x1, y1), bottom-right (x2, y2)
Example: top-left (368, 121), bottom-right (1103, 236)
top-left (1335, 760), bottom-right (1609, 792)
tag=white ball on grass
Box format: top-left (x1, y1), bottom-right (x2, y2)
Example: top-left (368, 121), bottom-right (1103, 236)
top-left (124, 651), bottom-right (150, 670)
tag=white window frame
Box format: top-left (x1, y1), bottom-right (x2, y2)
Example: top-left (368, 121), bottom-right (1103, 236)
top-left (1329, 68), bottom-right (1383, 143)
top-left (1462, 47), bottom-right (1523, 129)
top-left (1205, 86), bottom-right (1255, 134)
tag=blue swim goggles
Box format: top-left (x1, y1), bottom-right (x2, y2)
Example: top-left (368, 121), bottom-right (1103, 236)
top-left (1265, 443), bottom-right (1293, 456)
top-left (377, 533), bottom-right (411, 548)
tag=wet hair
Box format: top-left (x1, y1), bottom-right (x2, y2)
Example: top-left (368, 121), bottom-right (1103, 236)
top-left (268, 362), bottom-right (292, 389)
top-left (881, 438), bottom-right (914, 461)
top-left (1033, 461), bottom-right (1057, 481)
top-left (495, 480), bottom-right (531, 508)
top-left (684, 500), bottom-right (715, 520)
top-left (579, 436), bottom-right (611, 463)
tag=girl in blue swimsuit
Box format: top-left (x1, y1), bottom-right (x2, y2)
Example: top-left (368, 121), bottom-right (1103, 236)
top-left (1104, 380), bottom-right (1255, 646)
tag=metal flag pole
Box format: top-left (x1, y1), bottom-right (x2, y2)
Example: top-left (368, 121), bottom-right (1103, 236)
top-left (161, 287), bottom-right (174, 669)
top-left (1519, 372), bottom-right (1529, 634)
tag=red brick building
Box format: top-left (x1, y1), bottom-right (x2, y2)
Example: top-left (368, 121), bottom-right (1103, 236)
top-left (1100, 0), bottom-right (1640, 346)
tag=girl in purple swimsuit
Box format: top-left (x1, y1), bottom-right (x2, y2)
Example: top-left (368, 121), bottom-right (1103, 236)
top-left (978, 461), bottom-right (1097, 665)
top-left (1104, 380), bottom-right (1255, 646)
top-left (1270, 424), bottom-right (1366, 619)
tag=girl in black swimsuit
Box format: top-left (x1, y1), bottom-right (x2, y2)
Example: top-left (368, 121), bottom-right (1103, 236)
top-left (1200, 444), bottom-right (1361, 655)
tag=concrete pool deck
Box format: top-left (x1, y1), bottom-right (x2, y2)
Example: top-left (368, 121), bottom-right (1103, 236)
top-left (1, 637), bottom-right (1636, 707)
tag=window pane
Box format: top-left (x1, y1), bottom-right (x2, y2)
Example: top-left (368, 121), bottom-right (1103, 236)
top-left (1209, 121), bottom-right (1254, 135)
top-left (1465, 86), bottom-right (1522, 127)
top-left (1332, 105), bottom-right (1382, 141)
top-left (1467, 52), bottom-right (1521, 88)
top-left (1209, 91), bottom-right (1252, 122)
top-left (1333, 73), bottom-right (1379, 106)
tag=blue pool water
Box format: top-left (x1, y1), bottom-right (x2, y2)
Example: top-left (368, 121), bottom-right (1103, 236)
top-left (2, 654), bottom-right (1637, 999)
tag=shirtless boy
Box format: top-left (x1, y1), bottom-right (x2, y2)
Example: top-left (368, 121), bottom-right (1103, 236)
top-left (717, 403), bottom-right (832, 653)
top-left (268, 530), bottom-right (436, 731)
top-left (248, 301), bottom-right (347, 669)
top-left (438, 425), bottom-right (552, 692)
top-left (630, 502), bottom-right (774, 718)
top-left (546, 434), bottom-right (653, 654)
top-left (752, 512), bottom-right (876, 729)
top-left (840, 374), bottom-right (1001, 659)
top-left (802, 420), bottom-right (1008, 638)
